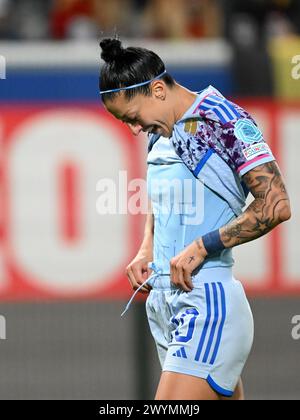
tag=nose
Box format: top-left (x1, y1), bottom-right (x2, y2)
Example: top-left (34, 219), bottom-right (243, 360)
top-left (127, 123), bottom-right (143, 136)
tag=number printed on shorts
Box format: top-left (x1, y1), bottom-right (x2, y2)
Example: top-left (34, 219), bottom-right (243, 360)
top-left (171, 308), bottom-right (199, 343)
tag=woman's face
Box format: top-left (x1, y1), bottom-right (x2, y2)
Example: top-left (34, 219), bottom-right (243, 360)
top-left (103, 81), bottom-right (175, 138)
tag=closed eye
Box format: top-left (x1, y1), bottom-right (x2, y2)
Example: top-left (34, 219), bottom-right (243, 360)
top-left (123, 117), bottom-right (138, 125)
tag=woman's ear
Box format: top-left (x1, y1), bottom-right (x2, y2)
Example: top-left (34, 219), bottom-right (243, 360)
top-left (152, 80), bottom-right (166, 100)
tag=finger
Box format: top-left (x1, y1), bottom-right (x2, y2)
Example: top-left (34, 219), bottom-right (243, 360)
top-left (129, 263), bottom-right (146, 285)
top-left (142, 268), bottom-right (151, 280)
top-left (126, 266), bottom-right (143, 290)
top-left (126, 266), bottom-right (135, 288)
top-left (131, 264), bottom-right (143, 285)
top-left (133, 266), bottom-right (152, 292)
top-left (141, 269), bottom-right (152, 291)
top-left (170, 262), bottom-right (177, 286)
top-left (182, 267), bottom-right (193, 291)
top-left (182, 262), bottom-right (194, 290)
top-left (137, 287), bottom-right (150, 294)
top-left (129, 266), bottom-right (151, 293)
top-left (177, 265), bottom-right (192, 292)
top-left (170, 257), bottom-right (179, 285)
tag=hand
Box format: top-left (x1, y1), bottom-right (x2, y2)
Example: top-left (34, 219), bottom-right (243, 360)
top-left (170, 238), bottom-right (208, 292)
top-left (125, 251), bottom-right (153, 294)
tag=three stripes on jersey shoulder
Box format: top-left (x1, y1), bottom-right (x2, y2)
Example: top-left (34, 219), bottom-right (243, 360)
top-left (197, 94), bottom-right (241, 124)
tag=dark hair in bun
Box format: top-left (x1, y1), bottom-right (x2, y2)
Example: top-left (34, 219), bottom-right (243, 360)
top-left (99, 37), bottom-right (175, 103)
top-left (99, 38), bottom-right (125, 64)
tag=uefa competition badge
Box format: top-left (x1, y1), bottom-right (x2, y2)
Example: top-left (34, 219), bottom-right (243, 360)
top-left (234, 119), bottom-right (263, 144)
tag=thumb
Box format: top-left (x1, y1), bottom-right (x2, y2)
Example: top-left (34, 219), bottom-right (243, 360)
top-left (142, 269), bottom-right (150, 280)
top-left (141, 264), bottom-right (153, 281)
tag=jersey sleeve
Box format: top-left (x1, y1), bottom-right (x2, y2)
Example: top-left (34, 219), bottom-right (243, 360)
top-left (197, 91), bottom-right (275, 177)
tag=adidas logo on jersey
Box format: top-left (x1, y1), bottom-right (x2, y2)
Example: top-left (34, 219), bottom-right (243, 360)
top-left (172, 347), bottom-right (187, 359)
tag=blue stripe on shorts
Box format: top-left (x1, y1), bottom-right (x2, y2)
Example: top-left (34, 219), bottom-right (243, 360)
top-left (194, 282), bottom-right (226, 365)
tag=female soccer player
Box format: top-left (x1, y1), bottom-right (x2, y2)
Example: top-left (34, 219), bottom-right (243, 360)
top-left (99, 37), bottom-right (291, 400)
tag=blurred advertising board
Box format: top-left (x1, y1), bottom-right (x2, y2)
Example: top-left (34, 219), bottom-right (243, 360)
top-left (0, 105), bottom-right (144, 300)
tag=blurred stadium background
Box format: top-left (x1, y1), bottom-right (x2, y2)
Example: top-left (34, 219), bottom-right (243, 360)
top-left (0, 0), bottom-right (299, 400)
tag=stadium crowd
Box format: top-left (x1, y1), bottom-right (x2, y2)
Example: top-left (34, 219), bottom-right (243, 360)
top-left (0, 0), bottom-right (299, 41)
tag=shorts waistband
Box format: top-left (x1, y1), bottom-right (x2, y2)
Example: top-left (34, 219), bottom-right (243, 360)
top-left (147, 265), bottom-right (233, 290)
top-left (120, 264), bottom-right (233, 317)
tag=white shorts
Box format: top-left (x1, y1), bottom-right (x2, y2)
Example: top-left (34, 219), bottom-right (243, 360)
top-left (146, 267), bottom-right (254, 397)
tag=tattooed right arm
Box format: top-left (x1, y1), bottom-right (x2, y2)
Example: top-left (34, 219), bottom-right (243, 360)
top-left (219, 161), bottom-right (291, 249)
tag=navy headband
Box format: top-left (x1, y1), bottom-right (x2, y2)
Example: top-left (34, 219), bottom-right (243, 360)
top-left (99, 70), bottom-right (167, 95)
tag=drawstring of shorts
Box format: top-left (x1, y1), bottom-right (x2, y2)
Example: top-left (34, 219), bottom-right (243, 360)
top-left (121, 262), bottom-right (163, 317)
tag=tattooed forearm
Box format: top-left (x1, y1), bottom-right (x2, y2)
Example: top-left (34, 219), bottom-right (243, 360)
top-left (220, 162), bottom-right (291, 248)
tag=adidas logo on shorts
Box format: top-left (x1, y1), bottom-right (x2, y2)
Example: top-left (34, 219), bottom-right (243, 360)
top-left (172, 347), bottom-right (187, 359)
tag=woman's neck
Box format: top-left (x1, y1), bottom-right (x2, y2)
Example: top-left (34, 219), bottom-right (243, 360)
top-left (172, 83), bottom-right (198, 124)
